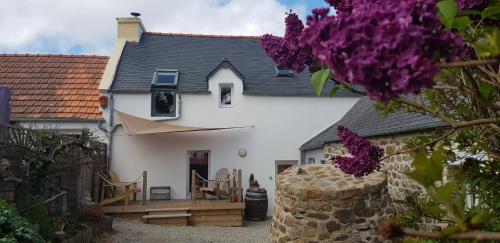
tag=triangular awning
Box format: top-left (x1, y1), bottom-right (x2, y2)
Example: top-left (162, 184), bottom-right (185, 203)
top-left (117, 111), bottom-right (250, 135)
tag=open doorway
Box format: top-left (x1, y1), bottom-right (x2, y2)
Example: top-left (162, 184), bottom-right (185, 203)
top-left (187, 150), bottom-right (210, 194)
top-left (275, 160), bottom-right (298, 177)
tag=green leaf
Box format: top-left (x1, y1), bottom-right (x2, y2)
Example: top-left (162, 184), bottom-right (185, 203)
top-left (481, 6), bottom-right (500, 20)
top-left (311, 69), bottom-right (331, 96)
top-left (478, 82), bottom-right (495, 99)
top-left (474, 27), bottom-right (500, 57)
top-left (437, 0), bottom-right (458, 29)
top-left (452, 16), bottom-right (471, 33)
top-left (406, 148), bottom-right (445, 187)
top-left (328, 86), bottom-right (340, 97)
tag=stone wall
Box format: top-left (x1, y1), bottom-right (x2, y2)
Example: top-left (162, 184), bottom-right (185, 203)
top-left (324, 132), bottom-right (428, 203)
top-left (270, 165), bottom-right (392, 243)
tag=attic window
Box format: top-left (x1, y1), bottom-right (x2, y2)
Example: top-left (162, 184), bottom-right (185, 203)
top-left (275, 66), bottom-right (294, 77)
top-left (219, 84), bottom-right (233, 107)
top-left (153, 70), bottom-right (178, 85)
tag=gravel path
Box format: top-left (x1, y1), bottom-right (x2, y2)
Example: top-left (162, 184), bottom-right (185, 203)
top-left (97, 217), bottom-right (271, 243)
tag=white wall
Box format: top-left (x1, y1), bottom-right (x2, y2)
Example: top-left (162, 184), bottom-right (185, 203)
top-left (17, 120), bottom-right (106, 142)
top-left (303, 148), bottom-right (327, 165)
top-left (105, 68), bottom-right (358, 215)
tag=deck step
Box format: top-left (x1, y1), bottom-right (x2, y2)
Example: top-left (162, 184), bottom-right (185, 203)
top-left (143, 213), bottom-right (191, 226)
top-left (146, 207), bottom-right (190, 212)
top-left (143, 213), bottom-right (192, 219)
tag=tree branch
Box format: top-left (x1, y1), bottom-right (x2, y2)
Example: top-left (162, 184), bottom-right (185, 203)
top-left (438, 58), bottom-right (499, 69)
top-left (403, 228), bottom-right (500, 241)
top-left (452, 118), bottom-right (500, 128)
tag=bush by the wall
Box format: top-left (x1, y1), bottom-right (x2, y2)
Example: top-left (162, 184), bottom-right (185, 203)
top-left (0, 199), bottom-right (44, 242)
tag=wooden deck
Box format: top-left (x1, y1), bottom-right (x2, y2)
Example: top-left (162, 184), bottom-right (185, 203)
top-left (102, 199), bottom-right (245, 227)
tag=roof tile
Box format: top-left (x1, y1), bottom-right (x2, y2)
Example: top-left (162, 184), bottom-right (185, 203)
top-left (0, 54), bottom-right (108, 121)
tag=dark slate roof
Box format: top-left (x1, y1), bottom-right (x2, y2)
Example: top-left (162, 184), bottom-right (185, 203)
top-left (300, 97), bottom-right (448, 151)
top-left (111, 32), bottom-right (359, 97)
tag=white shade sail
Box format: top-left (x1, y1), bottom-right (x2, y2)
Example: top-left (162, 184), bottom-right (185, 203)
top-left (117, 111), bottom-right (250, 135)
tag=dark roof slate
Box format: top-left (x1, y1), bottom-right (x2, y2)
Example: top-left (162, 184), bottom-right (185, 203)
top-left (300, 97), bottom-right (448, 151)
top-left (111, 33), bottom-right (359, 97)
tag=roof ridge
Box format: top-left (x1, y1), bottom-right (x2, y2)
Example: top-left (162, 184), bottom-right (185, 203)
top-left (0, 53), bottom-right (109, 59)
top-left (144, 31), bottom-right (262, 39)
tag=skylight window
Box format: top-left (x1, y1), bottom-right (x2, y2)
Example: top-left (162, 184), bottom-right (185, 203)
top-left (153, 70), bottom-right (178, 85)
top-left (275, 65), bottom-right (294, 77)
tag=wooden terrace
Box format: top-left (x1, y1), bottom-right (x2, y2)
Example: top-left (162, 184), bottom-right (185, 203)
top-left (102, 199), bottom-right (245, 226)
top-left (100, 169), bottom-right (245, 226)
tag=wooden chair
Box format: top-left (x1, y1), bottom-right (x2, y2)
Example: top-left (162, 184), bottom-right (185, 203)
top-left (98, 170), bottom-right (141, 206)
top-left (199, 168), bottom-right (230, 200)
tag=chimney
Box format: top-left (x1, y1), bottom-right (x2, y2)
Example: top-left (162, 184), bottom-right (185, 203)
top-left (116, 14), bottom-right (145, 42)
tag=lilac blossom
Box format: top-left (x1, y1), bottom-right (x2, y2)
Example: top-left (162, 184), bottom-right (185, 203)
top-left (457, 0), bottom-right (486, 10)
top-left (261, 0), bottom-right (465, 102)
top-left (331, 125), bottom-right (383, 177)
top-left (260, 13), bottom-right (316, 72)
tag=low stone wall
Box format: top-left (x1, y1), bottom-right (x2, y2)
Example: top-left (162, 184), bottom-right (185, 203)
top-left (324, 133), bottom-right (427, 203)
top-left (270, 165), bottom-right (392, 243)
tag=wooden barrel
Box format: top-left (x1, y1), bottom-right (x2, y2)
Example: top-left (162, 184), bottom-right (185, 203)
top-left (244, 190), bottom-right (268, 221)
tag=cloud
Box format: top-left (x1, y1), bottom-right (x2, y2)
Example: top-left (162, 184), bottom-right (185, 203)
top-left (0, 0), bottom-right (306, 55)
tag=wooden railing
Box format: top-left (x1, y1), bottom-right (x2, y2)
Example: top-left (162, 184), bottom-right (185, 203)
top-left (191, 169), bottom-right (242, 202)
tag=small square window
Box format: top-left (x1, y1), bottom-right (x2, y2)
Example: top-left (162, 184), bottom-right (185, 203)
top-left (154, 71), bottom-right (178, 85)
top-left (152, 90), bottom-right (176, 117)
top-left (220, 84), bottom-right (233, 107)
top-left (308, 158), bottom-right (315, 164)
top-left (275, 65), bottom-right (294, 77)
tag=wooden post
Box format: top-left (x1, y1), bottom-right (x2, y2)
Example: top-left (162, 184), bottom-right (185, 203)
top-left (237, 169), bottom-right (242, 202)
top-left (232, 169), bottom-right (237, 202)
top-left (100, 176), bottom-right (105, 203)
top-left (191, 170), bottom-right (196, 201)
top-left (124, 185), bottom-right (130, 206)
top-left (215, 182), bottom-right (220, 200)
top-left (142, 170), bottom-right (147, 206)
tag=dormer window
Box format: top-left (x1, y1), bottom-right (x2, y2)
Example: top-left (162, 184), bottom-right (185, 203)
top-left (219, 84), bottom-right (233, 108)
top-left (151, 70), bottom-right (178, 118)
top-left (275, 65), bottom-right (294, 77)
top-left (153, 70), bottom-right (178, 86)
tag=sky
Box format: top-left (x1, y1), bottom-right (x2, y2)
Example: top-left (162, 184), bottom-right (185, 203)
top-left (0, 0), bottom-right (326, 55)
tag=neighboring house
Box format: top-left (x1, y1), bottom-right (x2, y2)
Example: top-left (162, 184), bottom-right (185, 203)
top-left (300, 96), bottom-right (448, 201)
top-left (0, 54), bottom-right (109, 139)
top-left (99, 17), bottom-right (360, 215)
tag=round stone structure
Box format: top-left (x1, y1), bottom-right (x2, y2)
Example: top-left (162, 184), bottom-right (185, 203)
top-left (270, 164), bottom-right (392, 243)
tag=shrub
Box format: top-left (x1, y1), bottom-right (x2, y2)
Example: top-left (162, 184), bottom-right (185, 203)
top-left (0, 199), bottom-right (44, 243)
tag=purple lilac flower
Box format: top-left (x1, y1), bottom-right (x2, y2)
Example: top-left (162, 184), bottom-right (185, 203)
top-left (331, 125), bottom-right (383, 177)
top-left (301, 0), bottom-right (465, 102)
top-left (325, 0), bottom-right (354, 14)
top-left (261, 0), bottom-right (465, 102)
top-left (260, 13), bottom-right (316, 72)
top-left (457, 0), bottom-right (487, 10)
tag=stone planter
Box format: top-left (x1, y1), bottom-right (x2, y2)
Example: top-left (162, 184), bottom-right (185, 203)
top-left (270, 164), bottom-right (392, 243)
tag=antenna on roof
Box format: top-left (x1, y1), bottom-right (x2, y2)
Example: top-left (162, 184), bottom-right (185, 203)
top-left (131, 12), bottom-right (141, 18)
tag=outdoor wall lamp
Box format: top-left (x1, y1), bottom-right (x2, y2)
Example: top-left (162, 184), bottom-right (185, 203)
top-left (238, 148), bottom-right (247, 157)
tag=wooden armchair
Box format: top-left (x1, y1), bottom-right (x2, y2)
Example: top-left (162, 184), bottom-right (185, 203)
top-left (98, 170), bottom-right (141, 206)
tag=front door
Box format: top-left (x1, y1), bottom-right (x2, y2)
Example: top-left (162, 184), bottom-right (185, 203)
top-left (188, 150), bottom-right (209, 193)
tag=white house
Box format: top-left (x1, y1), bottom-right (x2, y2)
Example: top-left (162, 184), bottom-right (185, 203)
top-left (99, 17), bottom-right (360, 215)
top-left (0, 54), bottom-right (108, 139)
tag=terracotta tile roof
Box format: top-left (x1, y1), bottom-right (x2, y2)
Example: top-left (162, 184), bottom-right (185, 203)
top-left (0, 54), bottom-right (109, 121)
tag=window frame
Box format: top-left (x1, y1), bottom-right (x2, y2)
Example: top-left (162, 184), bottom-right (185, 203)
top-left (151, 89), bottom-right (177, 118)
top-left (219, 83), bottom-right (234, 108)
top-left (152, 69), bottom-right (179, 86)
top-left (274, 65), bottom-right (294, 77)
